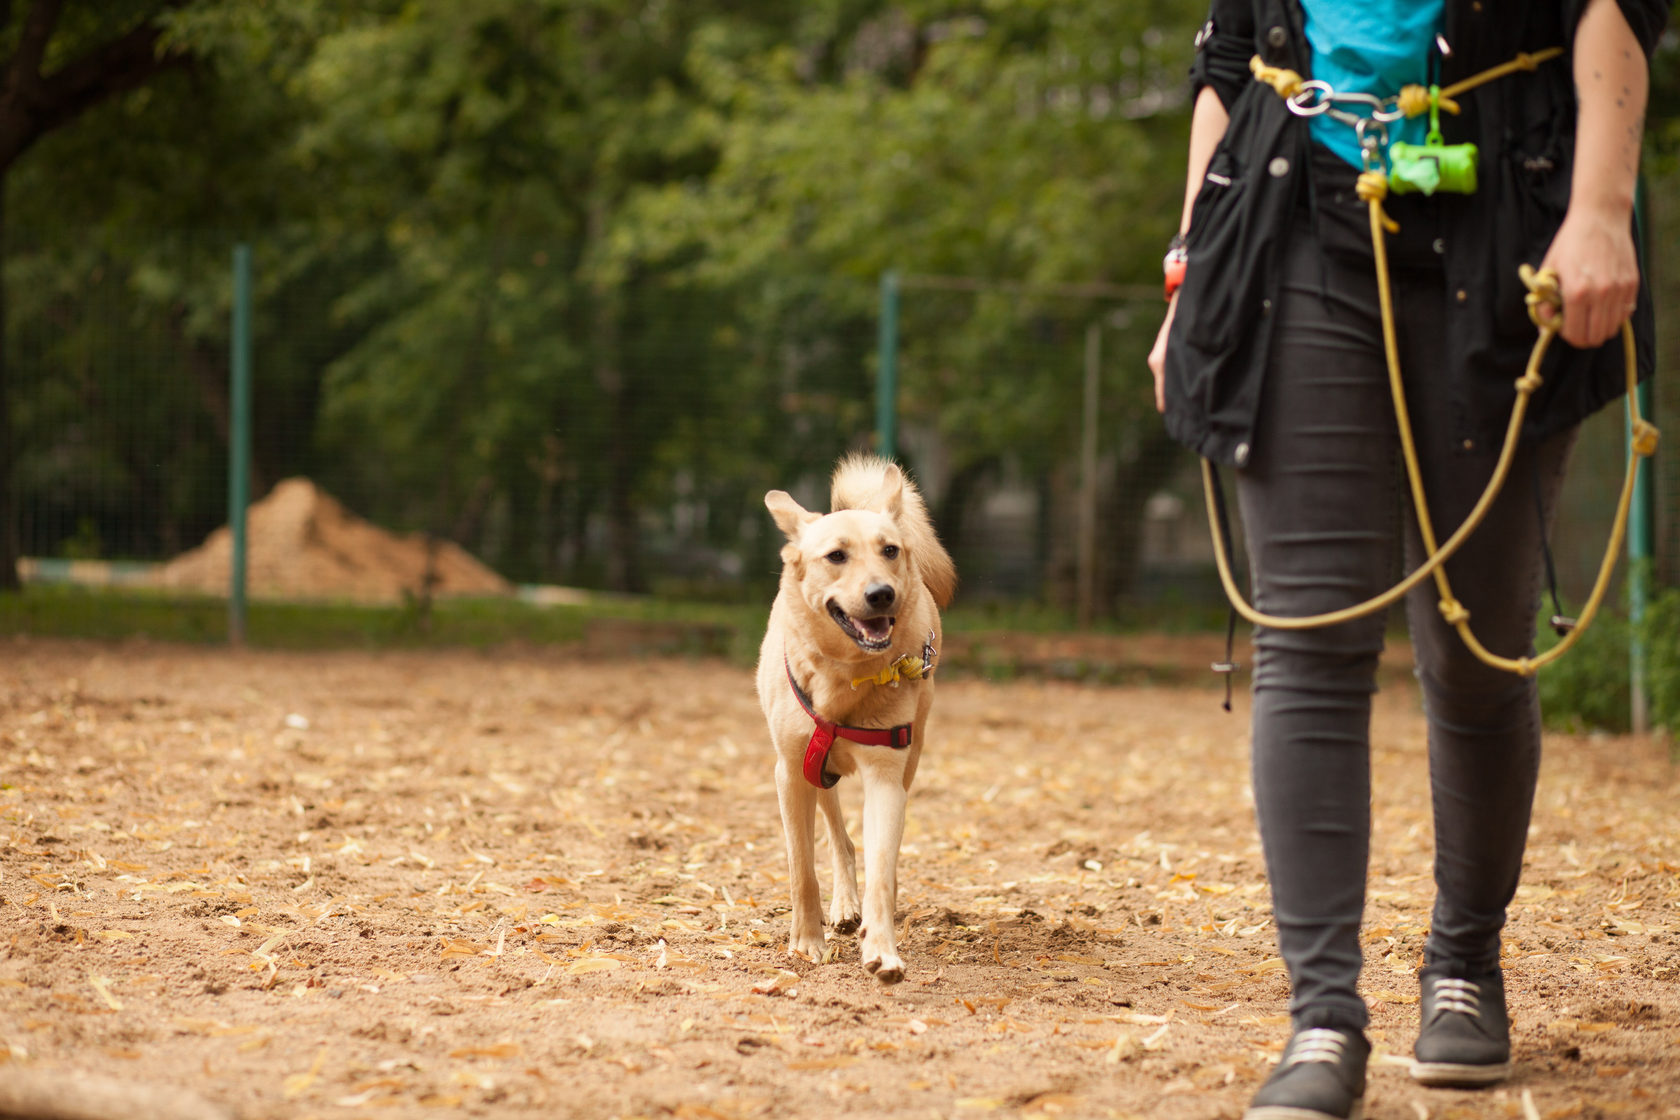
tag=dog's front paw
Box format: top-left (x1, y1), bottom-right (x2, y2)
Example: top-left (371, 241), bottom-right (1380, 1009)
top-left (861, 949), bottom-right (905, 985)
top-left (830, 909), bottom-right (861, 936)
top-left (787, 933), bottom-right (827, 964)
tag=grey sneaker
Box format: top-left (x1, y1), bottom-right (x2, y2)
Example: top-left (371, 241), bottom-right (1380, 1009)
top-left (1245, 1026), bottom-right (1368, 1120)
top-left (1411, 962), bottom-right (1511, 1087)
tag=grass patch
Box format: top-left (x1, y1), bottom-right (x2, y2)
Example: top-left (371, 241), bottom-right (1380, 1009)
top-left (0, 585), bottom-right (766, 658)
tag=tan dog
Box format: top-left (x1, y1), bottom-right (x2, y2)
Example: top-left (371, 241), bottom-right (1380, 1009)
top-left (755, 454), bottom-right (956, 983)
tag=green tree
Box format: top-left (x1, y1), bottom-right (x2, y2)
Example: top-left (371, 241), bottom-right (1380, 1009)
top-left (0, 1), bottom-right (201, 588)
top-left (4, 1), bottom-right (367, 570)
top-left (626, 2), bottom-right (1204, 607)
top-left (288, 0), bottom-right (813, 591)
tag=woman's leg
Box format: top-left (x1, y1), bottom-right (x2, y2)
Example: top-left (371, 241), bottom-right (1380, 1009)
top-left (1393, 284), bottom-right (1577, 969)
top-left (1237, 236), bottom-right (1401, 1033)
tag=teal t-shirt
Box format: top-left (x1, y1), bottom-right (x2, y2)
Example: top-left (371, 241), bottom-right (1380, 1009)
top-left (1301, 1), bottom-right (1445, 168)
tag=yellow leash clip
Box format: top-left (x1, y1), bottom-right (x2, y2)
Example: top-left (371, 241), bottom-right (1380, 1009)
top-left (851, 631), bottom-right (939, 690)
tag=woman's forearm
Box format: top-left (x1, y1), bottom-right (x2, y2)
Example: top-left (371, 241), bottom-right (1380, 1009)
top-left (1535, 0), bottom-right (1648, 346)
top-left (1178, 86), bottom-right (1232, 234)
top-left (1570, 0), bottom-right (1647, 220)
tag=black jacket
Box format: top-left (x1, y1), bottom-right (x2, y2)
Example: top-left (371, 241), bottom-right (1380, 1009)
top-left (1163, 0), bottom-right (1668, 468)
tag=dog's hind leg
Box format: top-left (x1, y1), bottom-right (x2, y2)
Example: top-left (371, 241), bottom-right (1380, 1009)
top-left (855, 756), bottom-right (909, 984)
top-left (774, 757), bottom-right (827, 963)
top-left (816, 786), bottom-right (860, 934)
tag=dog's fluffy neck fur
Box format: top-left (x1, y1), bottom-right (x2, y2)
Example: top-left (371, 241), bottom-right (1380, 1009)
top-left (774, 617), bottom-right (923, 729)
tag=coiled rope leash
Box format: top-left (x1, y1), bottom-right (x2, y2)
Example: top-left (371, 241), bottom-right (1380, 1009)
top-left (1204, 51), bottom-right (1658, 677)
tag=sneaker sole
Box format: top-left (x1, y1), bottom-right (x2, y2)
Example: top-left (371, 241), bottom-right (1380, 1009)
top-left (1244, 1105), bottom-right (1363, 1120)
top-left (1410, 1060), bottom-right (1511, 1087)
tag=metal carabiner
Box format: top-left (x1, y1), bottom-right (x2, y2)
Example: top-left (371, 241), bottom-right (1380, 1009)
top-left (1285, 79), bottom-right (1334, 117)
top-left (1332, 89), bottom-right (1409, 124)
top-left (1356, 117), bottom-right (1389, 170)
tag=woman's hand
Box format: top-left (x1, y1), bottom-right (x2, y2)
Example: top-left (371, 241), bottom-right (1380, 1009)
top-left (1148, 293), bottom-right (1178, 414)
top-left (1537, 203), bottom-right (1640, 348)
top-left (1539, 0), bottom-right (1647, 349)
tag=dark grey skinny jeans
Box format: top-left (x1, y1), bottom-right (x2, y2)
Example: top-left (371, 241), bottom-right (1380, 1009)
top-left (1236, 230), bottom-right (1574, 1032)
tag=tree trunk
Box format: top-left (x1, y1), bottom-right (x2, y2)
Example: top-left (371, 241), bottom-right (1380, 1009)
top-left (601, 340), bottom-right (644, 593)
top-left (0, 177), bottom-right (16, 590)
top-left (587, 199), bottom-right (642, 594)
top-left (932, 454), bottom-right (996, 583)
top-left (170, 304), bottom-right (270, 498)
top-left (0, 2), bottom-right (191, 590)
top-left (1097, 426), bottom-right (1182, 613)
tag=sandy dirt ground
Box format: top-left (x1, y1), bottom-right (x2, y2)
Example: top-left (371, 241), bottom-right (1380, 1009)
top-left (3, 636), bottom-right (1680, 1120)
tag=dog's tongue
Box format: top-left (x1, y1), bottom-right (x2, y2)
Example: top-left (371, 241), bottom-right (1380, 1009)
top-left (858, 616), bottom-right (892, 641)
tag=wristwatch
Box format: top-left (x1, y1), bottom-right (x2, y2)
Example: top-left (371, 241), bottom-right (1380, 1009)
top-left (1163, 232), bottom-right (1188, 301)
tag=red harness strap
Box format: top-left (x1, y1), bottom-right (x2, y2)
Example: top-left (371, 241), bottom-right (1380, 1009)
top-left (785, 660), bottom-right (913, 789)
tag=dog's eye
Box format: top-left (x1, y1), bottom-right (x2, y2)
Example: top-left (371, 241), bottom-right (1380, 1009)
top-left (881, 545), bottom-right (900, 560)
top-left (825, 549), bottom-right (846, 564)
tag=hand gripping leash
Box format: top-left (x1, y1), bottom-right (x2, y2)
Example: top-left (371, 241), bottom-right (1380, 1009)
top-left (1205, 53), bottom-right (1659, 676)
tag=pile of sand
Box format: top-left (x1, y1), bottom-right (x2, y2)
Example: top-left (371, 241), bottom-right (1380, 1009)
top-left (154, 477), bottom-right (511, 603)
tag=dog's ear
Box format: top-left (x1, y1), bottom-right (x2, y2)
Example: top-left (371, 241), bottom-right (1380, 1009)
top-left (765, 490), bottom-right (818, 541)
top-left (878, 465), bottom-right (905, 520)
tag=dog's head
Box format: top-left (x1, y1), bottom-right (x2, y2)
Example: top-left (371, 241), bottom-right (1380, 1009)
top-left (766, 468), bottom-right (914, 655)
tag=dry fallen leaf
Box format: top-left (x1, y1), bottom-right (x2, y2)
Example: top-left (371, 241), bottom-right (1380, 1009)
top-left (785, 1056), bottom-right (858, 1071)
top-left (87, 975), bottom-right (122, 1012)
top-left (282, 1047), bottom-right (329, 1100)
top-left (450, 1042), bottom-right (521, 1060)
top-left (751, 970), bottom-right (798, 996)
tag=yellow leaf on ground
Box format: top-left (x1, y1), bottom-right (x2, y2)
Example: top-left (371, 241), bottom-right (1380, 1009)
top-left (1366, 990), bottom-right (1420, 1005)
top-left (282, 1047), bottom-right (329, 1100)
top-left (439, 939), bottom-right (483, 960)
top-left (566, 957), bottom-right (621, 975)
top-left (450, 1043), bottom-right (522, 1059)
top-left (786, 1057), bottom-right (857, 1071)
top-left (88, 976), bottom-right (122, 1011)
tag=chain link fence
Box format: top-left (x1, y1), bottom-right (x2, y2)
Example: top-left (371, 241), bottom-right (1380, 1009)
top-left (4, 228), bottom-right (1673, 635)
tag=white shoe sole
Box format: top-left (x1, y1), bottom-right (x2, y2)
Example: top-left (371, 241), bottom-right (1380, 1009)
top-left (1244, 1104), bottom-right (1363, 1120)
top-left (1410, 1059), bottom-right (1511, 1087)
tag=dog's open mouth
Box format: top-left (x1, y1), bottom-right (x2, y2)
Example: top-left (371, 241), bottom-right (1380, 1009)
top-left (828, 602), bottom-right (895, 652)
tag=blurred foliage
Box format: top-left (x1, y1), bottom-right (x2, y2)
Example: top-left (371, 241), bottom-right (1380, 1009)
top-left (3, 2), bottom-right (1676, 620)
top-left (3, 0), bottom-right (1209, 610)
top-left (1536, 582), bottom-right (1680, 736)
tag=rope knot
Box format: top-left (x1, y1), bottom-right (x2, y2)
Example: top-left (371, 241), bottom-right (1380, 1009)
top-left (1438, 599), bottom-right (1470, 626)
top-left (1356, 171), bottom-right (1401, 234)
top-left (1397, 84), bottom-right (1433, 118)
top-left (1632, 419), bottom-right (1661, 458)
top-left (1250, 55), bottom-right (1304, 98)
top-left (1519, 263), bottom-right (1562, 331)
top-left (1514, 371), bottom-right (1543, 395)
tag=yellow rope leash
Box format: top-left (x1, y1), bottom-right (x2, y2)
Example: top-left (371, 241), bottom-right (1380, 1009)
top-left (1396, 48), bottom-right (1566, 118)
top-left (1250, 56), bottom-right (1305, 98)
top-left (1203, 50), bottom-right (1657, 674)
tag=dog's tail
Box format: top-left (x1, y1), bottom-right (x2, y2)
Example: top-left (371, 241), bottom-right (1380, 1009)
top-left (831, 453), bottom-right (957, 608)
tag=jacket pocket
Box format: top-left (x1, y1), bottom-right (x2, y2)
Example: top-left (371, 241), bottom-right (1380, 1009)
top-left (1181, 148), bottom-right (1249, 353)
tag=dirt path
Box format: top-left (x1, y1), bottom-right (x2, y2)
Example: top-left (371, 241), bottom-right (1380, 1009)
top-left (3, 638), bottom-right (1679, 1119)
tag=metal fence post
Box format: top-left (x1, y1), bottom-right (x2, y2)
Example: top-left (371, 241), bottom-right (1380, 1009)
top-left (877, 270), bottom-right (899, 461)
top-left (229, 243), bottom-right (253, 646)
top-left (1077, 321), bottom-right (1100, 627)
top-left (1630, 180), bottom-right (1653, 733)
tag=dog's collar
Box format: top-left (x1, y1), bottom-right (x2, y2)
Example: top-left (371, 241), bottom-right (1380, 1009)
top-left (785, 659), bottom-right (913, 790)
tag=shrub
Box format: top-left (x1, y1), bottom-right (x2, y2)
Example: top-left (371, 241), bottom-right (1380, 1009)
top-left (1536, 606), bottom-right (1632, 733)
top-left (1640, 585), bottom-right (1680, 734)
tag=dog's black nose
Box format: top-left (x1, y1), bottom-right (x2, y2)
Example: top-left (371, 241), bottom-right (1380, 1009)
top-left (865, 582), bottom-right (896, 611)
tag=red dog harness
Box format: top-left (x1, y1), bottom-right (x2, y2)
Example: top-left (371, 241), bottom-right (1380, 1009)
top-left (785, 660), bottom-right (913, 789)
